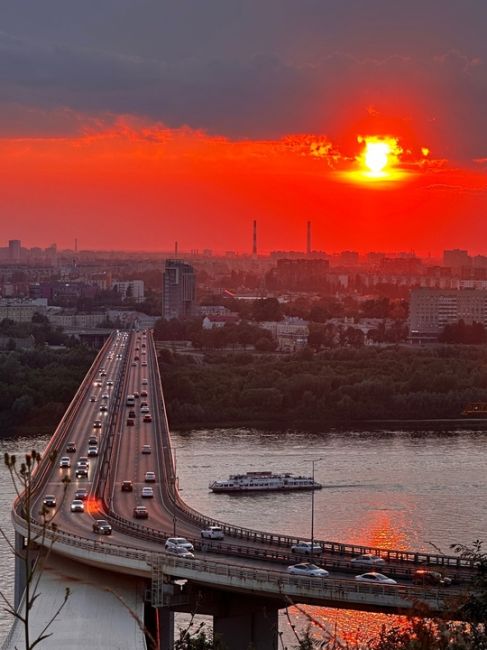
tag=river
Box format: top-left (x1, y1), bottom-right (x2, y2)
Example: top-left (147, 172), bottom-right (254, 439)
top-left (0, 428), bottom-right (486, 646)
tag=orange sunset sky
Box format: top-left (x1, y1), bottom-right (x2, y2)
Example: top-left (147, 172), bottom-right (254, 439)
top-left (1, 1), bottom-right (487, 254)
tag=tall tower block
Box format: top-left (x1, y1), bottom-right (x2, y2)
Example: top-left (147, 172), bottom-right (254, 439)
top-left (306, 221), bottom-right (311, 255)
top-left (252, 220), bottom-right (257, 256)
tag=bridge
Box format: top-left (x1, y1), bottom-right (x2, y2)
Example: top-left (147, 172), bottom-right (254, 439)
top-left (4, 331), bottom-right (478, 649)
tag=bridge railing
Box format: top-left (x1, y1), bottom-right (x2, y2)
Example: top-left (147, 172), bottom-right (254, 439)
top-left (13, 333), bottom-right (117, 517)
top-left (148, 334), bottom-right (477, 571)
top-left (10, 508), bottom-right (462, 614)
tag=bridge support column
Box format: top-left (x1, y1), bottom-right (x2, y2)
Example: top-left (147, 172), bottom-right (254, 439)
top-left (157, 608), bottom-right (174, 650)
top-left (14, 532), bottom-right (27, 609)
top-left (213, 595), bottom-right (279, 650)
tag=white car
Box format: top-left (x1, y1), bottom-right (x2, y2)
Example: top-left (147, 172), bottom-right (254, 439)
top-left (145, 471), bottom-right (156, 483)
top-left (291, 541), bottom-right (323, 555)
top-left (141, 487), bottom-right (154, 498)
top-left (165, 537), bottom-right (194, 552)
top-left (140, 405), bottom-right (150, 414)
top-left (287, 563), bottom-right (330, 578)
top-left (201, 526), bottom-right (224, 540)
top-left (350, 554), bottom-right (385, 568)
top-left (59, 456), bottom-right (71, 468)
top-left (355, 572), bottom-right (397, 585)
top-left (70, 499), bottom-right (85, 513)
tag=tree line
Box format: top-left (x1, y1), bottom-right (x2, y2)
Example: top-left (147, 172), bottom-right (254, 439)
top-left (158, 344), bottom-right (487, 427)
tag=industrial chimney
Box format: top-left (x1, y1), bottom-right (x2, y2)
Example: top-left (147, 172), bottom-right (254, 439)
top-left (306, 221), bottom-right (311, 255)
top-left (252, 220), bottom-right (257, 256)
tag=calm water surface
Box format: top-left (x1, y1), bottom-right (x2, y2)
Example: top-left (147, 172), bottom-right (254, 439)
top-left (0, 429), bottom-right (485, 646)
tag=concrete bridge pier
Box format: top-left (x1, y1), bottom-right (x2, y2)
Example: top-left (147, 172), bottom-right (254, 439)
top-left (157, 608), bottom-right (174, 650)
top-left (14, 531), bottom-right (27, 609)
top-left (212, 595), bottom-right (279, 650)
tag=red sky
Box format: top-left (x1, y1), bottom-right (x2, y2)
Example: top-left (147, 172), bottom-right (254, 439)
top-left (1, 114), bottom-right (486, 255)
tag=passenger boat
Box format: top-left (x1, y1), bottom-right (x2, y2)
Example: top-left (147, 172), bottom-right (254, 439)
top-left (209, 471), bottom-right (322, 493)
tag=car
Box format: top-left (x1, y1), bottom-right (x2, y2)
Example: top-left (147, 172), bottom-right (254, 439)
top-left (141, 362), bottom-right (147, 367)
top-left (128, 410), bottom-right (136, 418)
top-left (121, 480), bottom-right (133, 492)
top-left (140, 390), bottom-right (148, 397)
top-left (99, 405), bottom-right (108, 413)
top-left (141, 343), bottom-right (146, 348)
top-left (201, 526), bottom-right (224, 540)
top-left (126, 418), bottom-right (135, 426)
top-left (59, 456), bottom-right (71, 468)
top-left (106, 379), bottom-right (114, 386)
top-left (165, 546), bottom-right (195, 559)
top-left (134, 356), bottom-right (139, 361)
top-left (291, 541), bottom-right (323, 555)
top-left (350, 554), bottom-right (386, 568)
top-left (165, 537), bottom-right (194, 552)
top-left (141, 379), bottom-right (148, 385)
top-left (94, 380), bottom-right (102, 387)
top-left (133, 505), bottom-right (148, 519)
top-left (88, 436), bottom-right (98, 446)
top-left (78, 456), bottom-right (89, 466)
top-left (355, 572), bottom-right (397, 585)
top-left (99, 371), bottom-right (107, 377)
top-left (75, 488), bottom-right (88, 500)
top-left (141, 487), bottom-right (154, 498)
top-left (140, 401), bottom-right (149, 408)
top-left (75, 466), bottom-right (88, 478)
top-left (141, 444), bottom-right (151, 454)
top-left (43, 495), bottom-right (56, 508)
top-left (140, 406), bottom-right (150, 414)
top-left (131, 362), bottom-right (137, 367)
top-left (145, 471), bottom-right (156, 482)
top-left (93, 420), bottom-right (102, 429)
top-left (87, 446), bottom-right (98, 457)
top-left (143, 414), bottom-right (152, 423)
top-left (412, 569), bottom-right (453, 586)
top-left (287, 563), bottom-right (330, 577)
top-left (70, 499), bottom-right (85, 513)
top-left (66, 442), bottom-right (76, 453)
top-left (93, 519), bottom-right (112, 535)
top-left (133, 392), bottom-right (139, 399)
top-left (89, 396), bottom-right (97, 402)
top-left (101, 394), bottom-right (109, 401)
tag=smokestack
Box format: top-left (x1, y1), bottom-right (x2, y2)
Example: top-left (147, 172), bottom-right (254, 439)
top-left (306, 221), bottom-right (311, 255)
top-left (74, 238), bottom-right (78, 253)
top-left (174, 241), bottom-right (178, 257)
top-left (252, 220), bottom-right (257, 256)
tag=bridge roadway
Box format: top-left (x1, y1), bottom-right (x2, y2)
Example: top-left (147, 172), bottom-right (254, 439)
top-left (7, 330), bottom-right (478, 649)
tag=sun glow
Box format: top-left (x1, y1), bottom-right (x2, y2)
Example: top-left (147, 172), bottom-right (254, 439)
top-left (364, 141), bottom-right (391, 175)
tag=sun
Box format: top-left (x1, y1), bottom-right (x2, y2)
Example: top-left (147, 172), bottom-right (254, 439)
top-left (364, 141), bottom-right (391, 175)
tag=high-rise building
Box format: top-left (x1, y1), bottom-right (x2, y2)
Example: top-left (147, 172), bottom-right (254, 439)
top-left (443, 249), bottom-right (471, 269)
top-left (409, 287), bottom-right (487, 341)
top-left (162, 259), bottom-right (196, 320)
top-left (8, 240), bottom-right (21, 262)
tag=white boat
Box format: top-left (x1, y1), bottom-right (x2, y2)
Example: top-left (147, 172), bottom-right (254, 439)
top-left (209, 471), bottom-right (322, 493)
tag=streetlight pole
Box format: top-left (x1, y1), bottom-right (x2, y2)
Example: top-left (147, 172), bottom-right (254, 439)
top-left (310, 458), bottom-right (322, 562)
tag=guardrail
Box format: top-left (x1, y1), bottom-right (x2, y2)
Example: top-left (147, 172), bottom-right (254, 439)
top-left (13, 333), bottom-right (117, 517)
top-left (11, 508), bottom-right (463, 616)
top-left (147, 333), bottom-right (478, 571)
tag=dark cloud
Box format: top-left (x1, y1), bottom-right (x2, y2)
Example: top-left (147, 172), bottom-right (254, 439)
top-left (0, 1), bottom-right (486, 159)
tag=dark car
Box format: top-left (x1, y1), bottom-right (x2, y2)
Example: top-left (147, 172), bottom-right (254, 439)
top-left (75, 467), bottom-right (88, 478)
top-left (133, 506), bottom-right (148, 519)
top-left (43, 495), bottom-right (56, 508)
top-left (93, 519), bottom-right (112, 535)
top-left (75, 488), bottom-right (88, 501)
top-left (66, 442), bottom-right (76, 453)
top-left (88, 436), bottom-right (98, 446)
top-left (412, 569), bottom-right (453, 586)
top-left (128, 410), bottom-right (136, 418)
top-left (121, 480), bottom-right (133, 492)
top-left (126, 418), bottom-right (135, 426)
